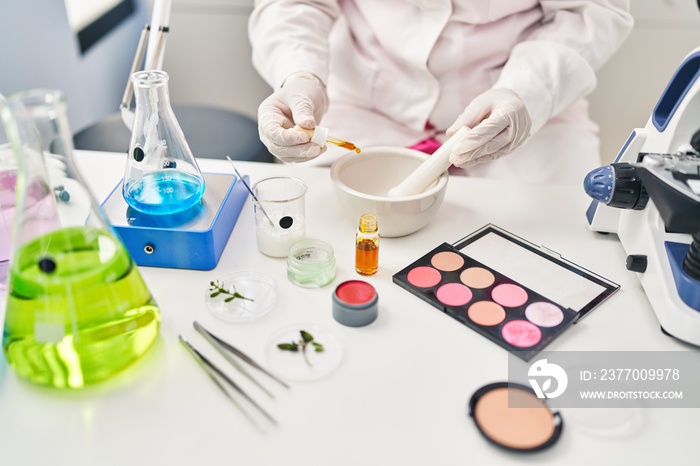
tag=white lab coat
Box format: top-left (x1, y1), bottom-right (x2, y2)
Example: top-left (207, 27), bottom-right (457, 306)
top-left (249, 0), bottom-right (633, 184)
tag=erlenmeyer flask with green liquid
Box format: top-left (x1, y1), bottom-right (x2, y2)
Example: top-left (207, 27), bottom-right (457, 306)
top-left (0, 89), bottom-right (160, 389)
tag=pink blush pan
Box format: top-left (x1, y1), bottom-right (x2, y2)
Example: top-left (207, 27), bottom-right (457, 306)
top-left (436, 283), bottom-right (473, 307)
top-left (406, 266), bottom-right (441, 288)
top-left (492, 284), bottom-right (528, 308)
top-left (501, 320), bottom-right (542, 348)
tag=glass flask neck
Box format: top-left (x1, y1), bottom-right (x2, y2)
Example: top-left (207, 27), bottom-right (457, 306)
top-left (0, 89), bottom-right (74, 243)
top-left (132, 70), bottom-right (172, 109)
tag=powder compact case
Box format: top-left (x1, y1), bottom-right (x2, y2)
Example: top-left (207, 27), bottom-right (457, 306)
top-left (469, 382), bottom-right (563, 452)
top-left (392, 224), bottom-right (619, 360)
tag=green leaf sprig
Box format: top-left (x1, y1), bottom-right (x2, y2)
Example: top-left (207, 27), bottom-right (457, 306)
top-left (209, 280), bottom-right (254, 303)
top-left (277, 330), bottom-right (324, 366)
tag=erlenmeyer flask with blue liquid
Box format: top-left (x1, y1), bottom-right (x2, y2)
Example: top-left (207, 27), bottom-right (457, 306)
top-left (0, 89), bottom-right (160, 389)
top-left (123, 70), bottom-right (205, 215)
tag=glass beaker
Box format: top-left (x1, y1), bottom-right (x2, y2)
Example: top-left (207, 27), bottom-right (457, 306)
top-left (252, 176), bottom-right (307, 257)
top-left (0, 89), bottom-right (161, 389)
top-left (123, 70), bottom-right (205, 215)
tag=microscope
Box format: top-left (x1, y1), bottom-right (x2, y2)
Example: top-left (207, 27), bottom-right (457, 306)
top-left (584, 46), bottom-right (700, 346)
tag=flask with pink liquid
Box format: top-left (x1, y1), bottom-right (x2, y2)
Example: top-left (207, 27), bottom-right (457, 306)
top-left (0, 94), bottom-right (16, 290)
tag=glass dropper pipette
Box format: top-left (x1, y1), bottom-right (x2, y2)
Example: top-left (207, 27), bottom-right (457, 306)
top-left (294, 125), bottom-right (361, 154)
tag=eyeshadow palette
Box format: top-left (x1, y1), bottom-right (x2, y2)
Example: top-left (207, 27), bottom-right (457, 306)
top-left (393, 224), bottom-right (619, 361)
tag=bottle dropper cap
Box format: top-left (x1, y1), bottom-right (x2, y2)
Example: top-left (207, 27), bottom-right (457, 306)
top-left (358, 213), bottom-right (378, 234)
top-left (294, 125), bottom-right (329, 146)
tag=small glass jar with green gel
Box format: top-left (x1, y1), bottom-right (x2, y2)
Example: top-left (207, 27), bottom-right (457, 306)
top-left (287, 239), bottom-right (336, 288)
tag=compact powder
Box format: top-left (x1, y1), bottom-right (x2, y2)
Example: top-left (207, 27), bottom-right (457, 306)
top-left (525, 302), bottom-right (564, 327)
top-left (460, 267), bottom-right (495, 289)
top-left (467, 301), bottom-right (506, 326)
top-left (501, 320), bottom-right (542, 347)
top-left (435, 283), bottom-right (472, 307)
top-left (430, 251), bottom-right (464, 271)
top-left (407, 266), bottom-right (442, 288)
top-left (491, 283), bottom-right (528, 307)
top-left (471, 384), bottom-right (560, 451)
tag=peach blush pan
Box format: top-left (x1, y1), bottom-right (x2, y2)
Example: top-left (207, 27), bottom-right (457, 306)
top-left (460, 267), bottom-right (495, 289)
top-left (467, 301), bottom-right (506, 327)
top-left (430, 251), bottom-right (464, 271)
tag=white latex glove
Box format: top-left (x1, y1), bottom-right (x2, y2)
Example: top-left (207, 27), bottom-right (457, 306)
top-left (257, 73), bottom-right (329, 163)
top-left (446, 88), bottom-right (531, 168)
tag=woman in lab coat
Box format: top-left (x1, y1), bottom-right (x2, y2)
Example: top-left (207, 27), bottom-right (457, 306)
top-left (249, 1), bottom-right (634, 183)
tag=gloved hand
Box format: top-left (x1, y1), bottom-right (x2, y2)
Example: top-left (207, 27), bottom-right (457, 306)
top-left (257, 73), bottom-right (329, 163)
top-left (446, 88), bottom-right (531, 168)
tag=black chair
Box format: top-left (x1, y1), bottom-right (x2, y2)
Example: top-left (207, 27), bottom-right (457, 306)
top-left (73, 104), bottom-right (274, 163)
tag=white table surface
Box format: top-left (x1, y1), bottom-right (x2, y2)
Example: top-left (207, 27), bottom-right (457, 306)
top-left (0, 151), bottom-right (697, 466)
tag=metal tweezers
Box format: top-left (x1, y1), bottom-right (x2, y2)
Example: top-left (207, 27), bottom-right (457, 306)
top-left (179, 322), bottom-right (289, 432)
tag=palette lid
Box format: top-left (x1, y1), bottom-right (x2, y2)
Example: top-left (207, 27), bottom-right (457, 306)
top-left (452, 224), bottom-right (619, 320)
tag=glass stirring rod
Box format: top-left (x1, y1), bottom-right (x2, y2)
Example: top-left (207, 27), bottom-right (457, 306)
top-left (226, 157), bottom-right (277, 229)
top-left (294, 125), bottom-right (361, 154)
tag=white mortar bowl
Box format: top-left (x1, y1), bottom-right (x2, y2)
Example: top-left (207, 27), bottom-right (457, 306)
top-left (330, 147), bottom-right (449, 237)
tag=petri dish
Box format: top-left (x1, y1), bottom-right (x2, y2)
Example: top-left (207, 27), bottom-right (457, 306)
top-left (563, 363), bottom-right (644, 437)
top-left (205, 270), bottom-right (277, 323)
top-left (264, 324), bottom-right (343, 382)
top-left (566, 407), bottom-right (644, 438)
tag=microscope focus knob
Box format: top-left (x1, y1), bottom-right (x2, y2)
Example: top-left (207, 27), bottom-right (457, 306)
top-left (626, 254), bottom-right (648, 273)
top-left (583, 163), bottom-right (648, 210)
top-left (691, 128), bottom-right (700, 153)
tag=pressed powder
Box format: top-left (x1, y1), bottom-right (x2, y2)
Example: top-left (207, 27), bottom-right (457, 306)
top-left (430, 251), bottom-right (464, 271)
top-left (469, 383), bottom-right (562, 452)
top-left (525, 301), bottom-right (565, 327)
top-left (460, 267), bottom-right (495, 289)
top-left (467, 301), bottom-right (506, 327)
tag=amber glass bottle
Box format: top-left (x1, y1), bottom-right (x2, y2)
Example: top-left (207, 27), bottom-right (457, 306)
top-left (355, 213), bottom-right (379, 275)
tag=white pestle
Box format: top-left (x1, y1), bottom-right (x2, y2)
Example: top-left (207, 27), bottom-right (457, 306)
top-left (387, 126), bottom-right (468, 197)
